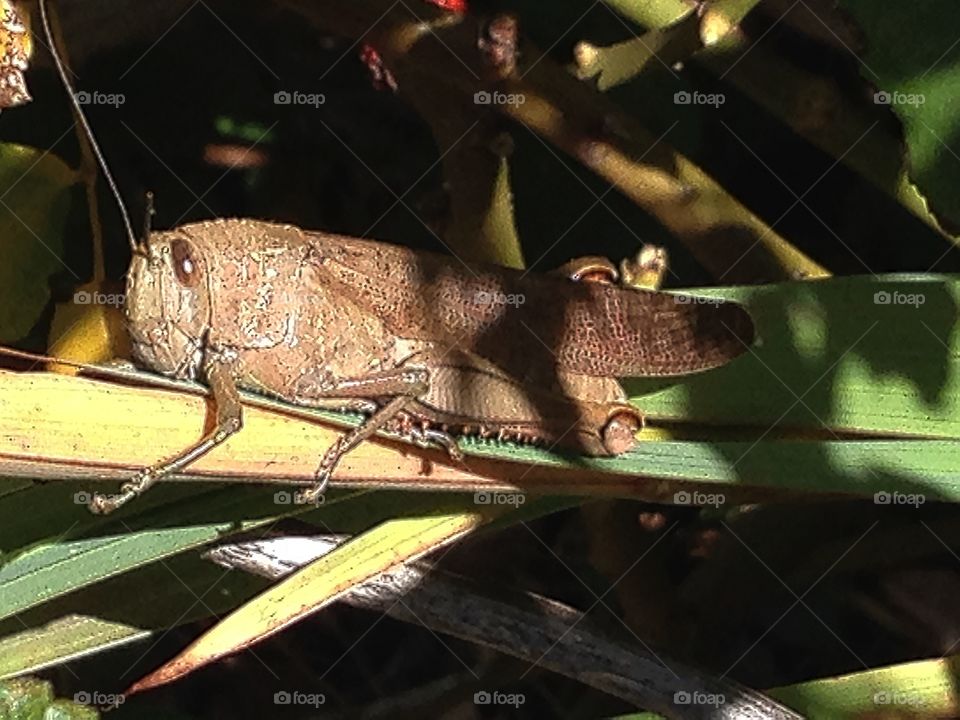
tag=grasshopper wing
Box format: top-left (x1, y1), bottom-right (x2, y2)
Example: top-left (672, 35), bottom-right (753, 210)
top-left (305, 232), bottom-right (754, 378)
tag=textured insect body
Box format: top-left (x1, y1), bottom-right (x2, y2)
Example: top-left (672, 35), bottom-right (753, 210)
top-left (0, 0), bottom-right (32, 109)
top-left (97, 217), bottom-right (755, 513)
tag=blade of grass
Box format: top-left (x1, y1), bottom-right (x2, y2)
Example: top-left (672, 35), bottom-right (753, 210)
top-left (769, 655), bottom-right (960, 718)
top-left (125, 510), bottom-right (494, 693)
top-left (0, 616), bottom-right (147, 680)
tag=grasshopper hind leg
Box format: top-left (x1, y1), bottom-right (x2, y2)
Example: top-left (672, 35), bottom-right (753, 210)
top-left (600, 406), bottom-right (644, 455)
top-left (297, 399), bottom-right (468, 506)
top-left (291, 366), bottom-right (435, 504)
top-left (297, 395), bottom-right (409, 504)
top-left (556, 246), bottom-right (668, 291)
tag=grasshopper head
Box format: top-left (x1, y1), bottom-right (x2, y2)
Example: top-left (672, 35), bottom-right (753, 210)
top-left (125, 230), bottom-right (213, 380)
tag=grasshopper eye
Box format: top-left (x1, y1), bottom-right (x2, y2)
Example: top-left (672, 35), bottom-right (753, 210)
top-left (171, 239), bottom-right (200, 286)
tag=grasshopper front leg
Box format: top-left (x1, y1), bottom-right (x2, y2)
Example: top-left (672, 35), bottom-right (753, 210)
top-left (89, 356), bottom-right (243, 514)
top-left (90, 363), bottom-right (436, 513)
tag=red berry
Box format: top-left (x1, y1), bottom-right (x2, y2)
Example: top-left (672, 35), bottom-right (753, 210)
top-left (426, 0), bottom-right (468, 13)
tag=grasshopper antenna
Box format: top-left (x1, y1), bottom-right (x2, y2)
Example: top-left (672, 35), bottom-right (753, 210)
top-left (143, 191), bottom-right (155, 246)
top-left (38, 0), bottom-right (140, 254)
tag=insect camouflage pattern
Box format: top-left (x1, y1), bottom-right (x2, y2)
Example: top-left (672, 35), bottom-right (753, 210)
top-left (83, 218), bottom-right (754, 513)
top-left (33, 0), bottom-right (754, 513)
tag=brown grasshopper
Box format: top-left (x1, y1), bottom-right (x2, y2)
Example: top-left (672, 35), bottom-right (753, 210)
top-left (101, 218), bottom-right (754, 514)
top-left (38, 2), bottom-right (754, 514)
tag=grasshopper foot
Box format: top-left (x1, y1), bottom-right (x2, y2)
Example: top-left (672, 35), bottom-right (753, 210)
top-left (88, 472), bottom-right (154, 514)
top-left (409, 426), bottom-right (465, 462)
top-left (301, 435), bottom-right (347, 504)
top-left (295, 477), bottom-right (328, 506)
